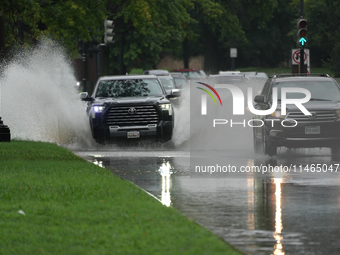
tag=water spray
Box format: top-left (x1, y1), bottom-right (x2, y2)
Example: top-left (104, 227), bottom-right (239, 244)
top-left (0, 39), bottom-right (93, 148)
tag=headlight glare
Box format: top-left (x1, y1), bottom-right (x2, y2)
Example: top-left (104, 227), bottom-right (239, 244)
top-left (270, 110), bottom-right (284, 118)
top-left (160, 104), bottom-right (172, 115)
top-left (93, 106), bottom-right (105, 113)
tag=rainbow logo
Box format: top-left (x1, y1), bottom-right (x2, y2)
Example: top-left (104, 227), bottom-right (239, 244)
top-left (196, 82), bottom-right (222, 106)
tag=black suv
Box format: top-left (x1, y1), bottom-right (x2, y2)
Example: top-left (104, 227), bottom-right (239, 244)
top-left (253, 74), bottom-right (340, 156)
top-left (80, 75), bottom-right (176, 144)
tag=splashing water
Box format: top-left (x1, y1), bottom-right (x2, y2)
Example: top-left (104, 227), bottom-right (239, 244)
top-left (172, 88), bottom-right (191, 149)
top-left (0, 39), bottom-right (263, 152)
top-left (0, 39), bottom-right (94, 148)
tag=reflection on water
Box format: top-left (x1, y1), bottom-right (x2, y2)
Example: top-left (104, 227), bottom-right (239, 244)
top-left (93, 159), bottom-right (104, 168)
top-left (87, 156), bottom-right (178, 207)
top-left (247, 178), bottom-right (255, 230)
top-left (88, 156), bottom-right (289, 254)
top-left (79, 151), bottom-right (340, 255)
top-left (273, 178), bottom-right (284, 255)
top-left (158, 161), bottom-right (173, 207)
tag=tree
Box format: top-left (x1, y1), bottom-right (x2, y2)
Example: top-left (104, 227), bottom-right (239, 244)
top-left (0, 0), bottom-right (106, 56)
top-left (236, 0), bottom-right (297, 68)
top-left (171, 0), bottom-right (246, 73)
top-left (170, 0), bottom-right (280, 73)
top-left (306, 0), bottom-right (340, 75)
top-left (105, 0), bottom-right (192, 74)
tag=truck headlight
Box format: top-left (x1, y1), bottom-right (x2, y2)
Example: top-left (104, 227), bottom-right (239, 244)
top-left (270, 110), bottom-right (284, 119)
top-left (93, 106), bottom-right (105, 113)
top-left (160, 104), bottom-right (172, 116)
top-left (91, 106), bottom-right (105, 118)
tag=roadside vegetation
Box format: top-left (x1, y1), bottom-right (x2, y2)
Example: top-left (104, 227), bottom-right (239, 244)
top-left (0, 140), bottom-right (243, 255)
top-left (1, 0), bottom-right (340, 76)
top-left (237, 67), bottom-right (335, 77)
top-left (131, 67), bottom-right (335, 77)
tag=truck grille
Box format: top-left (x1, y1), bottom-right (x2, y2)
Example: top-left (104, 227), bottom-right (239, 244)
top-left (105, 105), bottom-right (160, 126)
top-left (286, 110), bottom-right (337, 122)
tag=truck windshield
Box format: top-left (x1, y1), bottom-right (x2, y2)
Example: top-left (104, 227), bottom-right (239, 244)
top-left (95, 79), bottom-right (163, 97)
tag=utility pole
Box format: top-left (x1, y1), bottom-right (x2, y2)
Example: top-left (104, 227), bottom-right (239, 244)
top-left (119, 34), bottom-right (126, 75)
top-left (231, 38), bottom-right (235, 71)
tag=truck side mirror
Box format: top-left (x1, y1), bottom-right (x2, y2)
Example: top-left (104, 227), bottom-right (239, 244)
top-left (79, 92), bottom-right (93, 101)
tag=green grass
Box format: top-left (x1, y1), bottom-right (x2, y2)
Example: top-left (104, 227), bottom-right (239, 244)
top-left (0, 140), bottom-right (243, 255)
top-left (129, 68), bottom-right (144, 75)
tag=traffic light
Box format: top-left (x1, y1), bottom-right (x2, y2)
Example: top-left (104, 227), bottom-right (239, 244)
top-left (104, 20), bottom-right (115, 44)
top-left (297, 19), bottom-right (307, 47)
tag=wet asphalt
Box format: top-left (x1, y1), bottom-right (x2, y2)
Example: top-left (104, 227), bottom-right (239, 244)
top-left (74, 146), bottom-right (340, 255)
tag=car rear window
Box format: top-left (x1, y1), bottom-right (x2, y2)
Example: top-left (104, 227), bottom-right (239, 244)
top-left (174, 77), bottom-right (187, 88)
top-left (180, 71), bottom-right (201, 78)
top-left (273, 80), bottom-right (340, 101)
top-left (209, 75), bottom-right (246, 84)
top-left (158, 77), bottom-right (176, 89)
top-left (95, 79), bottom-right (163, 97)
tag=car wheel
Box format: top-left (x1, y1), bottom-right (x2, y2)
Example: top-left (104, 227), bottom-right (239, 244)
top-left (160, 134), bottom-right (172, 143)
top-left (253, 128), bottom-right (262, 154)
top-left (262, 130), bottom-right (277, 156)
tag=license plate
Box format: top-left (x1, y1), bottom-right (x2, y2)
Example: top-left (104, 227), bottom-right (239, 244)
top-left (127, 131), bottom-right (140, 138)
top-left (305, 126), bottom-right (320, 134)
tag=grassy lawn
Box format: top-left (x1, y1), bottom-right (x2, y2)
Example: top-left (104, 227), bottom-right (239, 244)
top-left (0, 140), bottom-right (243, 255)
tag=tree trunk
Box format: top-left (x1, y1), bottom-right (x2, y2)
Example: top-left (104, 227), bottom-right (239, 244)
top-left (183, 37), bottom-right (189, 68)
top-left (119, 34), bottom-right (126, 75)
top-left (0, 17), bottom-right (5, 53)
top-left (203, 29), bottom-right (219, 74)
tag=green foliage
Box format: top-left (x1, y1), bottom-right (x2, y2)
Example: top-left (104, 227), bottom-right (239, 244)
top-left (107, 0), bottom-right (192, 72)
top-left (1, 0), bottom-right (106, 56)
top-left (306, 0), bottom-right (340, 76)
top-left (237, 0), bottom-right (297, 68)
top-left (1, 0), bottom-right (340, 75)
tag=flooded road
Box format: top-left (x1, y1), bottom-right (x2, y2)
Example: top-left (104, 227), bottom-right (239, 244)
top-left (74, 147), bottom-right (340, 255)
top-left (2, 40), bottom-right (339, 254)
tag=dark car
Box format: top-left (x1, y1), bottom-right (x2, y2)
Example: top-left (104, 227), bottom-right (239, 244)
top-left (253, 74), bottom-right (340, 156)
top-left (80, 75), bottom-right (176, 143)
top-left (169, 72), bottom-right (189, 90)
top-left (0, 117), bottom-right (11, 142)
